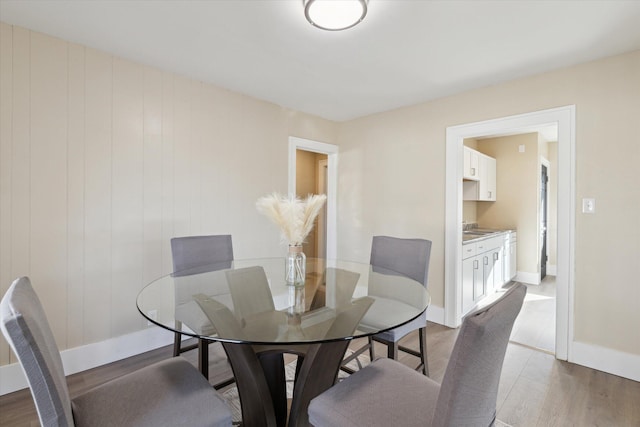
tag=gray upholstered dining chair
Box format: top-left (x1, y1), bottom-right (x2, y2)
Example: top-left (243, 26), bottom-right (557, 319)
top-left (309, 283), bottom-right (527, 427)
top-left (0, 277), bottom-right (233, 427)
top-left (344, 236), bottom-right (432, 375)
top-left (171, 234), bottom-right (234, 383)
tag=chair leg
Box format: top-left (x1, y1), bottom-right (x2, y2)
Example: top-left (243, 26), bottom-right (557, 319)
top-left (173, 332), bottom-right (181, 357)
top-left (419, 326), bottom-right (429, 376)
top-left (198, 339), bottom-right (209, 379)
top-left (387, 341), bottom-right (398, 360)
top-left (368, 336), bottom-right (375, 361)
top-left (340, 338), bottom-right (372, 375)
top-left (173, 321), bottom-right (183, 357)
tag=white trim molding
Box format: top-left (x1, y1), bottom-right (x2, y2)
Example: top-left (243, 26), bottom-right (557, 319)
top-left (571, 341), bottom-right (640, 383)
top-left (288, 136), bottom-right (339, 259)
top-left (445, 106), bottom-right (575, 363)
top-left (0, 327), bottom-right (174, 396)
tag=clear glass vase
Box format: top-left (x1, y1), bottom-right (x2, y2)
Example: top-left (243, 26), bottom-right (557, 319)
top-left (285, 244), bottom-right (306, 287)
top-left (288, 285), bottom-right (305, 314)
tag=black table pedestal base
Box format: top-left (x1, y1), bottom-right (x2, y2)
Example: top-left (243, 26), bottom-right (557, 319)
top-left (222, 340), bottom-right (350, 427)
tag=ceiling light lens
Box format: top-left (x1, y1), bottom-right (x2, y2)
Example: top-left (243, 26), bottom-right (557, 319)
top-left (305, 0), bottom-right (367, 31)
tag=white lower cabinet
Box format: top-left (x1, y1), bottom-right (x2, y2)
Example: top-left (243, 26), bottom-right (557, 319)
top-left (462, 245), bottom-right (477, 315)
top-left (462, 233), bottom-right (509, 316)
top-left (503, 231), bottom-right (517, 282)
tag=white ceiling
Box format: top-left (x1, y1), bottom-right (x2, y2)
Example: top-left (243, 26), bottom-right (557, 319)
top-left (1, 0), bottom-right (640, 122)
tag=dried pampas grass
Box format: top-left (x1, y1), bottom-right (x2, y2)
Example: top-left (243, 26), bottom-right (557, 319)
top-left (256, 193), bottom-right (327, 246)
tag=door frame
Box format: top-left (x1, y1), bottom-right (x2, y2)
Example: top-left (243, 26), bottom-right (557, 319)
top-left (288, 137), bottom-right (338, 260)
top-left (444, 106), bottom-right (575, 361)
top-left (540, 158), bottom-right (550, 280)
top-left (316, 158), bottom-right (328, 258)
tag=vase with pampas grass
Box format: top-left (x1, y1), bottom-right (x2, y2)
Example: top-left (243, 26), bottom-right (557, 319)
top-left (256, 193), bottom-right (327, 287)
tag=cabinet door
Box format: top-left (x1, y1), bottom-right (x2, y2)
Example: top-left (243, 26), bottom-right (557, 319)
top-left (478, 155), bottom-right (497, 201)
top-left (487, 156), bottom-right (496, 201)
top-left (503, 237), bottom-right (511, 283)
top-left (462, 257), bottom-right (476, 314)
top-left (476, 255), bottom-right (488, 302)
top-left (463, 147), bottom-right (479, 180)
top-left (491, 247), bottom-right (504, 290)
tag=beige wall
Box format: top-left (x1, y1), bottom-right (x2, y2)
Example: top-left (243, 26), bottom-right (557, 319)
top-left (336, 50), bottom-right (640, 356)
top-left (476, 133), bottom-right (539, 276)
top-left (0, 23), bottom-right (338, 365)
top-left (462, 201), bottom-right (477, 223)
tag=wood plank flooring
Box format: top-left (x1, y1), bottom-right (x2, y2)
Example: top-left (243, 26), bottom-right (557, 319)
top-left (1, 319), bottom-right (639, 426)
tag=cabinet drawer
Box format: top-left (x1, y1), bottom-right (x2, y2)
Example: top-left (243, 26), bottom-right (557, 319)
top-left (484, 235), bottom-right (504, 250)
top-left (475, 240), bottom-right (487, 253)
top-left (462, 243), bottom-right (476, 259)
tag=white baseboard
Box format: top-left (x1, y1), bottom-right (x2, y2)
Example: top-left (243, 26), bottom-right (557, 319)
top-left (515, 271), bottom-right (540, 285)
top-left (546, 264), bottom-right (557, 276)
top-left (427, 304), bottom-right (445, 325)
top-left (571, 341), bottom-right (640, 382)
top-left (1, 327), bottom-right (175, 396)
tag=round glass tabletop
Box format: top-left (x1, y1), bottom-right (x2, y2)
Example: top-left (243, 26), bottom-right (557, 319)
top-left (137, 258), bottom-right (430, 345)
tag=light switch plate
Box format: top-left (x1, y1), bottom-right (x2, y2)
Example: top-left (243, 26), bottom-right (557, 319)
top-left (582, 198), bottom-right (595, 214)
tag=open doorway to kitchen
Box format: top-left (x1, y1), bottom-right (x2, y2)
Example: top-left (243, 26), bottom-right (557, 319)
top-left (288, 137), bottom-right (338, 259)
top-left (445, 106), bottom-right (575, 361)
top-left (464, 132), bottom-right (557, 354)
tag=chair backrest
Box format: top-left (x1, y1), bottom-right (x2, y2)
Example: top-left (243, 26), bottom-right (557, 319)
top-left (370, 236), bottom-right (432, 287)
top-left (432, 283), bottom-right (527, 427)
top-left (171, 234), bottom-right (234, 276)
top-left (0, 277), bottom-right (75, 427)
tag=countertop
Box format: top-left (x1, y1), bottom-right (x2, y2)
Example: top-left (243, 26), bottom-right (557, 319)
top-left (462, 228), bottom-right (515, 243)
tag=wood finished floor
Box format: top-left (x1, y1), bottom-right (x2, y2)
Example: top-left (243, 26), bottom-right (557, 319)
top-left (2, 304), bottom-right (639, 426)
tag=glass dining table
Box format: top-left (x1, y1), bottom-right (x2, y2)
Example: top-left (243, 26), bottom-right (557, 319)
top-left (137, 258), bottom-right (430, 427)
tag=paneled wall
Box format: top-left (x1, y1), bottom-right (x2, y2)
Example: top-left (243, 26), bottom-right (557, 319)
top-left (0, 23), bottom-right (337, 365)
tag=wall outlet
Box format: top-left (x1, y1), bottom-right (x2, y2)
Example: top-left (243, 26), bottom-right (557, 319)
top-left (147, 309), bottom-right (158, 326)
top-left (582, 198), bottom-right (595, 214)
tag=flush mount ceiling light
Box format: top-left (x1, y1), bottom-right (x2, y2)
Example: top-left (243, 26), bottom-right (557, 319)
top-left (304, 0), bottom-right (368, 31)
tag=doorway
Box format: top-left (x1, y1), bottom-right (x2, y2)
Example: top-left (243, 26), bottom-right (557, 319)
top-left (294, 149), bottom-right (328, 258)
top-left (466, 134), bottom-right (557, 354)
top-left (444, 106), bottom-right (575, 361)
top-left (288, 137), bottom-right (338, 259)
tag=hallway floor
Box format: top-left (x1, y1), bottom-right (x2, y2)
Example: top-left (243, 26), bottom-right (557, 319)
top-left (509, 276), bottom-right (556, 354)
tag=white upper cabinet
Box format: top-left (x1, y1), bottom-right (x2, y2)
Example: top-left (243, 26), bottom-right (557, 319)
top-left (463, 146), bottom-right (479, 181)
top-left (478, 154), bottom-right (496, 201)
top-left (463, 148), bottom-right (496, 201)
